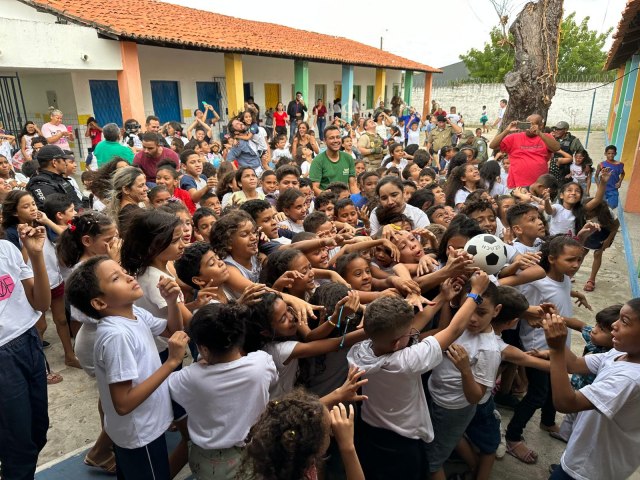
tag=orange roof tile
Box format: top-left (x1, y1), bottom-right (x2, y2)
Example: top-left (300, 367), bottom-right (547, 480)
top-left (605, 0), bottom-right (640, 70)
top-left (20, 0), bottom-right (441, 73)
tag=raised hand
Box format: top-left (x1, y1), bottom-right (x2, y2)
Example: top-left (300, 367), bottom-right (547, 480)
top-left (18, 224), bottom-right (46, 254)
top-left (157, 276), bottom-right (182, 303)
top-left (542, 313), bottom-right (568, 351)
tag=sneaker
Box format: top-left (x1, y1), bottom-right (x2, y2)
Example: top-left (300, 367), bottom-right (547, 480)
top-left (496, 431), bottom-right (507, 459)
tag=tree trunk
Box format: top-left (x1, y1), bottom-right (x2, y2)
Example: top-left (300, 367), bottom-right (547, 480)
top-left (502, 0), bottom-right (564, 128)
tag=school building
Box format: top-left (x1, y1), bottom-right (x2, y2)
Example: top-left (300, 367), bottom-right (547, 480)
top-left (604, 0), bottom-right (640, 212)
top-left (0, 0), bottom-right (439, 158)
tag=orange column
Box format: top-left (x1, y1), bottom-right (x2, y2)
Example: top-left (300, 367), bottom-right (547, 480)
top-left (117, 41), bottom-right (146, 124)
top-left (422, 72), bottom-right (433, 120)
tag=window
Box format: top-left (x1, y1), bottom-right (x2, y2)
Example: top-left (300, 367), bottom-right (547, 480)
top-left (366, 85), bottom-right (374, 109)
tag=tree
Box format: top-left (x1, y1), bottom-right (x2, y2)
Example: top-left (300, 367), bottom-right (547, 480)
top-left (460, 12), bottom-right (612, 82)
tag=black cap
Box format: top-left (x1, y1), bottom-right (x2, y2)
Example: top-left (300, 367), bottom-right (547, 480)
top-left (436, 115), bottom-right (447, 122)
top-left (36, 145), bottom-right (73, 163)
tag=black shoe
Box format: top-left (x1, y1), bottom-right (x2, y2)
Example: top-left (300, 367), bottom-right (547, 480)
top-left (494, 392), bottom-right (520, 409)
top-left (549, 464), bottom-right (560, 474)
top-left (42, 340), bottom-right (51, 349)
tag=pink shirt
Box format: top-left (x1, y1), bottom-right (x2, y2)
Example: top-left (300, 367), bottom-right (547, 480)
top-left (500, 132), bottom-right (554, 188)
top-left (41, 122), bottom-right (70, 149)
top-left (133, 147), bottom-right (180, 179)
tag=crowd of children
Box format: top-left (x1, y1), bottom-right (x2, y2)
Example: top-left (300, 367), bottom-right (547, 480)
top-left (1, 109), bottom-right (639, 480)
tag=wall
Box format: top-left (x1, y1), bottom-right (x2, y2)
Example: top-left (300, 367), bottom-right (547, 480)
top-left (411, 82), bottom-right (613, 129)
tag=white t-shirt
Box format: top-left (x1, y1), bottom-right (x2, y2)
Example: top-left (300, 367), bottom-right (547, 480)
top-left (454, 188), bottom-right (471, 206)
top-left (407, 129), bottom-right (420, 146)
top-left (369, 203), bottom-right (430, 237)
top-left (429, 329), bottom-right (502, 408)
top-left (300, 160), bottom-right (312, 177)
top-left (347, 336), bottom-right (443, 442)
top-left (0, 241), bottom-right (41, 347)
top-left (549, 204), bottom-right (576, 236)
top-left (513, 238), bottom-right (544, 255)
top-left (570, 162), bottom-right (588, 183)
top-left (561, 350), bottom-right (640, 480)
top-left (272, 148), bottom-right (292, 160)
top-left (262, 341), bottom-right (298, 399)
top-left (94, 306), bottom-right (172, 449)
top-left (168, 351), bottom-right (278, 449)
top-left (519, 275), bottom-right (572, 350)
top-left (375, 124), bottom-right (388, 140)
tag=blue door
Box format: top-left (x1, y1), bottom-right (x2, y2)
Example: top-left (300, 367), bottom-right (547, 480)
top-left (196, 82), bottom-right (221, 121)
top-left (150, 81), bottom-right (181, 123)
top-left (89, 80), bottom-right (123, 126)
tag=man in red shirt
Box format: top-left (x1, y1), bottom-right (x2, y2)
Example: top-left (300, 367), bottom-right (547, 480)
top-left (133, 132), bottom-right (180, 180)
top-left (489, 114), bottom-right (561, 188)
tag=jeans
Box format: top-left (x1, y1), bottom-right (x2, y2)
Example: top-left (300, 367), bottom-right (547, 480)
top-left (289, 120), bottom-right (300, 144)
top-left (549, 464), bottom-right (575, 479)
top-left (317, 117), bottom-right (326, 140)
top-left (506, 367), bottom-right (556, 442)
top-left (0, 327), bottom-right (49, 480)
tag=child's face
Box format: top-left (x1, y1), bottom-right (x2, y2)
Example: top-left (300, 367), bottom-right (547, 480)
top-left (512, 210), bottom-right (545, 240)
top-left (430, 207), bottom-right (450, 227)
top-left (447, 234), bottom-right (469, 253)
top-left (155, 170), bottom-right (177, 192)
top-left (289, 254), bottom-right (316, 294)
top-left (559, 184), bottom-right (582, 206)
top-left (391, 146), bottom-right (404, 161)
top-left (549, 245), bottom-right (584, 277)
top-left (373, 245), bottom-right (393, 267)
top-left (361, 175), bottom-right (379, 198)
top-left (0, 157), bottom-right (11, 177)
top-left (502, 157), bottom-right (510, 172)
top-left (177, 211), bottom-right (193, 244)
top-left (344, 137), bottom-right (354, 151)
top-left (202, 196), bottom-right (221, 215)
top-left (270, 298), bottom-right (298, 337)
top-left (65, 159), bottom-right (77, 175)
top-left (498, 198), bottom-right (515, 217)
top-left (590, 323), bottom-right (614, 349)
top-left (196, 215), bottom-right (216, 240)
top-left (58, 204), bottom-right (77, 225)
top-left (468, 208), bottom-right (497, 235)
top-left (279, 174), bottom-right (299, 191)
top-left (337, 204), bottom-right (358, 227)
top-left (185, 155), bottom-right (203, 176)
top-left (411, 123), bottom-right (419, 131)
top-left (419, 175), bottom-right (434, 188)
top-left (230, 221), bottom-right (258, 258)
top-left (306, 247), bottom-right (329, 269)
top-left (611, 304), bottom-right (640, 354)
top-left (316, 220), bottom-right (337, 237)
top-left (261, 174), bottom-right (278, 194)
top-left (574, 153), bottom-right (584, 165)
top-left (212, 143), bottom-right (221, 153)
top-left (195, 250), bottom-right (229, 287)
top-left (431, 186), bottom-right (446, 205)
top-left (151, 190), bottom-right (171, 208)
top-left (344, 257), bottom-right (372, 291)
top-left (403, 187), bottom-right (416, 203)
top-left (85, 224), bottom-right (118, 256)
top-left (254, 207), bottom-right (279, 240)
top-left (276, 138), bottom-right (286, 149)
top-left (284, 196), bottom-right (306, 222)
top-left (240, 169), bottom-right (258, 191)
top-left (468, 298), bottom-right (502, 334)
top-left (317, 203), bottom-right (335, 221)
top-left (605, 148), bottom-right (616, 160)
top-left (408, 164), bottom-right (421, 180)
top-left (156, 225), bottom-right (186, 263)
top-left (94, 259), bottom-right (143, 310)
top-left (200, 142), bottom-right (211, 154)
top-left (396, 231), bottom-right (424, 263)
top-left (17, 194), bottom-right (38, 222)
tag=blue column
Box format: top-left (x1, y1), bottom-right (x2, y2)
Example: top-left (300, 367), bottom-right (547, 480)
top-left (341, 64), bottom-right (354, 123)
top-left (615, 55), bottom-right (640, 151)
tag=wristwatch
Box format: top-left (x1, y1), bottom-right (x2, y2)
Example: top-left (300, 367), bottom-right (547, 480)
top-left (466, 293), bottom-right (483, 305)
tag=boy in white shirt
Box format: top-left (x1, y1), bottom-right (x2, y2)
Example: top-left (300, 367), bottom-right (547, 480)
top-left (543, 304), bottom-right (640, 480)
top-left (66, 256), bottom-right (187, 480)
top-left (347, 272), bottom-right (490, 480)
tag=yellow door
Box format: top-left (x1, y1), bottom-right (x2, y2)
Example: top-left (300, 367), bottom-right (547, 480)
top-left (264, 83), bottom-right (281, 110)
top-left (334, 83), bottom-right (342, 101)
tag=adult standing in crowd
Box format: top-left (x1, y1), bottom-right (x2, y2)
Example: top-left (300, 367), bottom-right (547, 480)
top-left (273, 102), bottom-right (289, 137)
top-left (41, 109), bottom-right (74, 150)
top-left (312, 99), bottom-right (327, 141)
top-left (425, 115), bottom-right (462, 155)
top-left (227, 118), bottom-right (264, 174)
top-left (492, 99), bottom-right (508, 130)
top-left (287, 92), bottom-right (307, 143)
top-left (457, 130), bottom-right (489, 163)
top-left (309, 125), bottom-right (357, 196)
top-left (550, 120), bottom-right (584, 185)
top-left (133, 132), bottom-right (180, 180)
top-left (357, 118), bottom-right (385, 170)
top-left (93, 123), bottom-right (135, 168)
top-left (352, 95), bottom-right (361, 124)
top-left (489, 115), bottom-right (561, 188)
top-left (26, 145), bottom-right (81, 209)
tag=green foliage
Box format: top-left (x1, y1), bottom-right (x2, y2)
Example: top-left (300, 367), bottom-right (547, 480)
top-left (460, 12), bottom-right (613, 82)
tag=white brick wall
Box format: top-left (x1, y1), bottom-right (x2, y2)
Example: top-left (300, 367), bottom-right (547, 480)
top-left (411, 82), bottom-right (613, 129)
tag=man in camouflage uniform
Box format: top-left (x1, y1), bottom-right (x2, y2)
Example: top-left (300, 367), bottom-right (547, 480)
top-left (357, 118), bottom-right (385, 170)
top-left (425, 115), bottom-right (462, 156)
top-left (458, 130), bottom-right (489, 163)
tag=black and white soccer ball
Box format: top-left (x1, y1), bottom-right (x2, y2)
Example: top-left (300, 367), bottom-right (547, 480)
top-left (464, 234), bottom-right (508, 275)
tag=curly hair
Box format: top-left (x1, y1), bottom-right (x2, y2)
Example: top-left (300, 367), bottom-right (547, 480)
top-left (209, 210), bottom-right (255, 258)
top-left (242, 389), bottom-right (328, 480)
top-left (189, 303), bottom-right (247, 354)
top-left (243, 292), bottom-right (283, 353)
top-left (56, 211), bottom-right (114, 268)
top-left (174, 241), bottom-right (213, 289)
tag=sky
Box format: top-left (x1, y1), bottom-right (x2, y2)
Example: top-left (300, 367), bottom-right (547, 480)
top-left (164, 0), bottom-right (626, 68)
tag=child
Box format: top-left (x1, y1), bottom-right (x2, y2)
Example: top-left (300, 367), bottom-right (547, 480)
top-left (209, 141), bottom-right (223, 168)
top-left (155, 161), bottom-right (196, 213)
top-left (480, 105), bottom-right (489, 132)
top-left (149, 185), bottom-right (172, 208)
top-left (582, 201), bottom-right (620, 292)
top-left (545, 167), bottom-right (611, 236)
top-left (66, 257), bottom-right (187, 479)
top-left (276, 188), bottom-right (307, 233)
top-left (596, 144), bottom-right (625, 209)
top-left (542, 304), bottom-right (640, 480)
top-left (548, 304), bottom-right (620, 443)
top-left (445, 164), bottom-right (483, 209)
top-left (0, 224), bottom-right (51, 479)
top-left (568, 150), bottom-right (592, 195)
top-left (506, 203), bottom-right (546, 254)
top-left (270, 134), bottom-right (292, 166)
top-left (347, 276), bottom-right (488, 480)
top-left (297, 146), bottom-right (314, 177)
top-left (179, 149), bottom-right (216, 205)
top-left (168, 304), bottom-right (277, 479)
top-left (406, 121), bottom-right (420, 147)
top-left (230, 166), bottom-right (265, 205)
top-left (383, 142), bottom-right (408, 173)
top-left (192, 207), bottom-right (217, 242)
top-left (351, 171), bottom-right (379, 208)
top-left (335, 198), bottom-right (365, 231)
top-left (342, 136), bottom-right (358, 161)
top-left (505, 236), bottom-right (584, 463)
top-left (419, 167), bottom-right (437, 188)
top-left (200, 190), bottom-right (222, 216)
top-left (315, 191), bottom-right (337, 221)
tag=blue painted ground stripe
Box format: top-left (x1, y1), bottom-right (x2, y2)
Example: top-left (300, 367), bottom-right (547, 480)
top-left (618, 203), bottom-right (640, 298)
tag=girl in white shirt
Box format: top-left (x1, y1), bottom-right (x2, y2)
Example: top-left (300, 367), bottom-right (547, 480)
top-left (445, 164), bottom-right (483, 210)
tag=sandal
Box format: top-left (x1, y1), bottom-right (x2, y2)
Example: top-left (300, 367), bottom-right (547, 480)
top-left (506, 440), bottom-right (538, 464)
top-left (46, 372), bottom-right (63, 385)
top-left (584, 280), bottom-right (595, 292)
top-left (84, 452), bottom-right (117, 474)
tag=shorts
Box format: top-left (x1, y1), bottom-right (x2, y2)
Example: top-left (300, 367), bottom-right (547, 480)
top-left (465, 397), bottom-right (501, 454)
top-left (605, 189), bottom-right (619, 209)
top-left (158, 348), bottom-right (186, 421)
top-left (51, 282), bottom-right (65, 299)
top-left (189, 443), bottom-right (243, 480)
top-left (427, 401), bottom-right (477, 472)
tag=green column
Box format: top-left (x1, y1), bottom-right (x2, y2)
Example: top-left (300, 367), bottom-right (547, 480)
top-left (612, 60), bottom-right (631, 145)
top-left (294, 60), bottom-right (309, 104)
top-left (403, 70), bottom-right (413, 109)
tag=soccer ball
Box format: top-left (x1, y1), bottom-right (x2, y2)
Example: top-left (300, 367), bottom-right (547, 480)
top-left (464, 234), bottom-right (508, 275)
